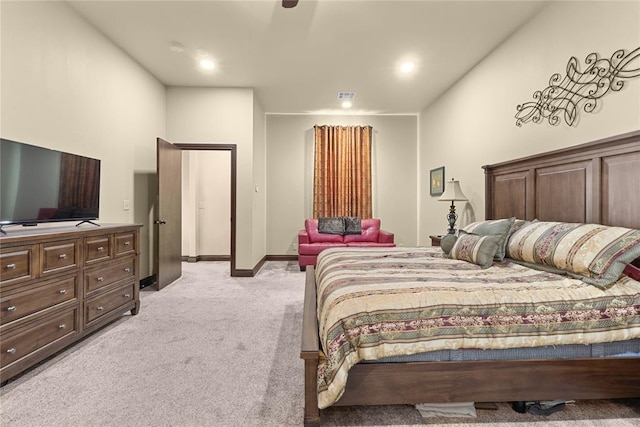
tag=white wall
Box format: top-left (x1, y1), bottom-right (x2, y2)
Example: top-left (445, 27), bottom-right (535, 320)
top-left (266, 114), bottom-right (418, 255)
top-left (418, 1), bottom-right (640, 244)
top-left (182, 151), bottom-right (231, 257)
top-left (0, 1), bottom-right (165, 278)
top-left (166, 87), bottom-right (260, 270)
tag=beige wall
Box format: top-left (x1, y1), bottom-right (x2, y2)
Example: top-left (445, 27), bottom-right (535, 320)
top-left (418, 0), bottom-right (640, 244)
top-left (252, 98), bottom-right (267, 264)
top-left (266, 114), bottom-right (418, 255)
top-left (166, 87), bottom-right (264, 269)
top-left (0, 1), bottom-right (165, 278)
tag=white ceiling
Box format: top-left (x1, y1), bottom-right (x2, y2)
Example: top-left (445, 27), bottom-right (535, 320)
top-left (67, 0), bottom-right (547, 115)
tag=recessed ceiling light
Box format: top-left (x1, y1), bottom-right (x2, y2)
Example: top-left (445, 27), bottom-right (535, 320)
top-left (200, 59), bottom-right (215, 70)
top-left (341, 101), bottom-right (352, 109)
top-left (400, 61), bottom-right (415, 73)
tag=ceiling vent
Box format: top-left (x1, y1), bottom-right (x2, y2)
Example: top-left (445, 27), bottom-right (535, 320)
top-left (337, 92), bottom-right (356, 100)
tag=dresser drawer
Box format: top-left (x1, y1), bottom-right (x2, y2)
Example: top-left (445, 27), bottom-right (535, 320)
top-left (1, 275), bottom-right (78, 324)
top-left (41, 240), bottom-right (78, 275)
top-left (115, 232), bottom-right (136, 256)
top-left (0, 308), bottom-right (77, 369)
top-left (85, 235), bottom-right (111, 264)
top-left (85, 282), bottom-right (135, 324)
top-left (0, 246), bottom-right (35, 286)
top-left (85, 259), bottom-right (135, 294)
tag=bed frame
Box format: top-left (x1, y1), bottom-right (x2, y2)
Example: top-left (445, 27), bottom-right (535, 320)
top-left (300, 130), bottom-right (640, 426)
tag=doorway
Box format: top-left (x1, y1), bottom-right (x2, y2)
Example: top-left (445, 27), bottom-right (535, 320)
top-left (177, 143), bottom-right (237, 276)
top-left (182, 150), bottom-right (231, 262)
top-left (155, 141), bottom-right (238, 290)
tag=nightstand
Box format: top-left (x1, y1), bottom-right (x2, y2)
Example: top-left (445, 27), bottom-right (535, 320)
top-left (429, 235), bottom-right (444, 247)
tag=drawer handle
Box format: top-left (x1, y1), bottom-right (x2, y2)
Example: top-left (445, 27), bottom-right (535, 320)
top-left (124, 293), bottom-right (131, 298)
top-left (59, 289), bottom-right (68, 295)
top-left (6, 348), bottom-right (16, 354)
top-left (7, 306), bottom-right (16, 312)
top-left (97, 306), bottom-right (104, 311)
top-left (97, 277), bottom-right (104, 282)
top-left (59, 253), bottom-right (67, 259)
top-left (6, 263), bottom-right (16, 270)
top-left (59, 324), bottom-right (67, 330)
top-left (124, 241), bottom-right (131, 246)
top-left (97, 246), bottom-right (104, 252)
top-left (124, 268), bottom-right (131, 273)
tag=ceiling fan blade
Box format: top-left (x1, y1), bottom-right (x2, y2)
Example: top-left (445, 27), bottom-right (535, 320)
top-left (282, 0), bottom-right (299, 8)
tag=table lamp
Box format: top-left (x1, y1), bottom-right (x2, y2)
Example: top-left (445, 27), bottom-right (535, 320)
top-left (438, 179), bottom-right (468, 234)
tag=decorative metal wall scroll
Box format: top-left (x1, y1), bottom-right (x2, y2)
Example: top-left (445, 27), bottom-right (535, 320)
top-left (515, 47), bottom-right (640, 127)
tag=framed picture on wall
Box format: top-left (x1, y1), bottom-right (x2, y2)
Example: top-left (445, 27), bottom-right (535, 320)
top-left (430, 166), bottom-right (445, 196)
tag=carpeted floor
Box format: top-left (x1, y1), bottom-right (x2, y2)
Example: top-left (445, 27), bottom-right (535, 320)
top-left (1, 261), bottom-right (639, 426)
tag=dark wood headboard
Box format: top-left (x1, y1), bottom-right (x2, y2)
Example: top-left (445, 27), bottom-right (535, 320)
top-left (483, 130), bottom-right (640, 230)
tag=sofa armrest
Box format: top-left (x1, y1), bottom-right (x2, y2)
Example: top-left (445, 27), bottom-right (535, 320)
top-left (298, 230), bottom-right (310, 245)
top-left (378, 230), bottom-right (394, 244)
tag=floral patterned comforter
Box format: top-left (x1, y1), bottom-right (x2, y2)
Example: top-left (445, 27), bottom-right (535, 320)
top-left (315, 246), bottom-right (640, 409)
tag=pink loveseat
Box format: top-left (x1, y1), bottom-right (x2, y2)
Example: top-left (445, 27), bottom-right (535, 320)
top-left (298, 218), bottom-right (395, 270)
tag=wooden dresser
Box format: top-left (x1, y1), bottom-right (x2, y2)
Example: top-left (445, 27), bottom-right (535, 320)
top-left (0, 223), bottom-right (141, 383)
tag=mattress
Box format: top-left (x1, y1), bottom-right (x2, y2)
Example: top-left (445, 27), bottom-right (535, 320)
top-left (369, 338), bottom-right (640, 363)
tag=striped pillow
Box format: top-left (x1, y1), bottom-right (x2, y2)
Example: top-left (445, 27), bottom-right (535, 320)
top-left (461, 217), bottom-right (515, 261)
top-left (450, 232), bottom-right (502, 269)
top-left (507, 221), bottom-right (640, 288)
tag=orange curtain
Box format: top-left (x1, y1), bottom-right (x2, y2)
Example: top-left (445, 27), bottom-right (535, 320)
top-left (313, 125), bottom-right (372, 218)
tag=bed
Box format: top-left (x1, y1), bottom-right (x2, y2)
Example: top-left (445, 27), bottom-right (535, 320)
top-left (300, 129), bottom-right (640, 426)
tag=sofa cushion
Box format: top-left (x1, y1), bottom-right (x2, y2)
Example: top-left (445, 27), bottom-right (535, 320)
top-left (305, 219), bottom-right (344, 243)
top-left (344, 218), bottom-right (380, 243)
top-left (299, 243), bottom-right (347, 256)
top-left (346, 242), bottom-right (395, 247)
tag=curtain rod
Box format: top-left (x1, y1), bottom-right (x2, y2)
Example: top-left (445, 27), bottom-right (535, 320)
top-left (314, 125), bottom-right (372, 129)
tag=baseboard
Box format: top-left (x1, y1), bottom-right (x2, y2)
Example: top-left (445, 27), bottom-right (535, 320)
top-left (172, 254), bottom-right (298, 278)
top-left (181, 255), bottom-right (231, 262)
top-left (232, 255), bottom-right (267, 277)
top-left (140, 275), bottom-right (156, 289)
top-left (265, 255), bottom-right (298, 262)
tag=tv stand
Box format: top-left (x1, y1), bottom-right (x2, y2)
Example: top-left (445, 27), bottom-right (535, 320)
top-left (75, 220), bottom-right (100, 227)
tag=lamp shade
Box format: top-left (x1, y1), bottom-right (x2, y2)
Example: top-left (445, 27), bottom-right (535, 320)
top-left (438, 179), bottom-right (468, 202)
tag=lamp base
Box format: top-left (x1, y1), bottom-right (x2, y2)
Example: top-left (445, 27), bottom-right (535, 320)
top-left (446, 201), bottom-right (458, 235)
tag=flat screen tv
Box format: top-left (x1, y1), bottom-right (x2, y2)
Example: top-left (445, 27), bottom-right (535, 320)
top-left (0, 138), bottom-right (101, 227)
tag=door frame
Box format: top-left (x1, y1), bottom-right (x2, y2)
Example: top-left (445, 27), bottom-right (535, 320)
top-left (176, 143), bottom-right (238, 276)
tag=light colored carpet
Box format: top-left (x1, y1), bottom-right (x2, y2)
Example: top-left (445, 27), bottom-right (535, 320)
top-left (1, 261), bottom-right (639, 426)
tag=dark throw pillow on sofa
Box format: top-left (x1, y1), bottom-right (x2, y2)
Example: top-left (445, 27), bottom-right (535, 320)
top-left (318, 217), bottom-right (345, 235)
top-left (343, 217), bottom-right (362, 235)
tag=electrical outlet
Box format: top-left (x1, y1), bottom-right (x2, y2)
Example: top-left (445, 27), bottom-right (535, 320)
top-left (123, 199), bottom-right (130, 211)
